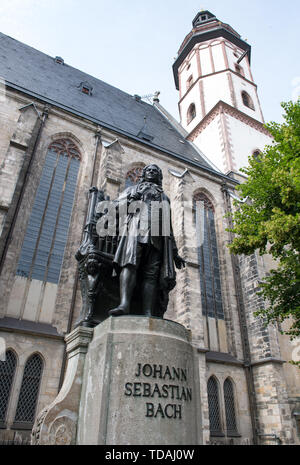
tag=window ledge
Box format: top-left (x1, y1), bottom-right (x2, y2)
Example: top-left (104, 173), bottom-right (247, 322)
top-left (0, 317), bottom-right (64, 340)
top-left (205, 351), bottom-right (244, 366)
top-left (11, 421), bottom-right (33, 430)
top-left (226, 432), bottom-right (242, 437)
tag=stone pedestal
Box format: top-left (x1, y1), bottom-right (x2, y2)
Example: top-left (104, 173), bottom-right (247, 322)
top-left (31, 326), bottom-right (93, 445)
top-left (77, 316), bottom-right (201, 445)
top-left (32, 316), bottom-right (202, 445)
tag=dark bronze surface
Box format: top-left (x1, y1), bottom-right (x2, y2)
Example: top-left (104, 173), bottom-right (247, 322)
top-left (75, 164), bottom-right (184, 327)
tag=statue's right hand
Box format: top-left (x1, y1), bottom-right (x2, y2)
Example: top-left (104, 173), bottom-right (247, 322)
top-left (129, 192), bottom-right (141, 201)
top-left (136, 183), bottom-right (149, 194)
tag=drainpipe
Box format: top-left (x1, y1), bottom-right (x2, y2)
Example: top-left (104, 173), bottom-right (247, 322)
top-left (0, 105), bottom-right (50, 275)
top-left (58, 126), bottom-right (102, 390)
top-left (221, 184), bottom-right (259, 445)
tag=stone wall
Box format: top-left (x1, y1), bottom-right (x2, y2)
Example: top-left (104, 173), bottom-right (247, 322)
top-left (238, 236), bottom-right (298, 443)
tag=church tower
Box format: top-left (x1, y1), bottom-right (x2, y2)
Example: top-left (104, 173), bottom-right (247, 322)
top-left (173, 11), bottom-right (272, 174)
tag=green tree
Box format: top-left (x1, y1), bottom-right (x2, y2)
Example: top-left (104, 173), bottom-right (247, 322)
top-left (228, 100), bottom-right (300, 345)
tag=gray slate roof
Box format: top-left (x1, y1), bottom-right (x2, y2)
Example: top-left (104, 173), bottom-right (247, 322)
top-left (0, 32), bottom-right (214, 170)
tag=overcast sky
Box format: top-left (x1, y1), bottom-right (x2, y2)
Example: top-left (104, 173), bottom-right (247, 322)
top-left (1, 0), bottom-right (299, 123)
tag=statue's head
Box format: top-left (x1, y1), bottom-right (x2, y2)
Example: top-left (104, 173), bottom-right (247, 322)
top-left (141, 164), bottom-right (163, 186)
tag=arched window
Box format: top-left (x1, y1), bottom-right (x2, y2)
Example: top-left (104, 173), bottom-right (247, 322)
top-left (187, 103), bottom-right (196, 124)
top-left (125, 166), bottom-right (144, 188)
top-left (0, 350), bottom-right (17, 426)
top-left (207, 377), bottom-right (223, 436)
top-left (16, 139), bottom-right (81, 284)
top-left (186, 75), bottom-right (193, 91)
top-left (252, 149), bottom-right (261, 161)
top-left (13, 354), bottom-right (43, 428)
top-left (235, 64), bottom-right (244, 76)
top-left (241, 91), bottom-right (254, 110)
top-left (224, 378), bottom-right (238, 435)
top-left (193, 192), bottom-right (224, 320)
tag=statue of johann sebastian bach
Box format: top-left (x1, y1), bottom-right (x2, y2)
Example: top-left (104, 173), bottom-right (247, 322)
top-left (109, 164), bottom-right (185, 318)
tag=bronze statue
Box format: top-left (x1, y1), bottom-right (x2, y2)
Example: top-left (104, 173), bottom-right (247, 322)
top-left (109, 164), bottom-right (185, 317)
top-left (75, 164), bottom-right (184, 327)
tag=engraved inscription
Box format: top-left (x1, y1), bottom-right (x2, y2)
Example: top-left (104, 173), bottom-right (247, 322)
top-left (124, 363), bottom-right (192, 420)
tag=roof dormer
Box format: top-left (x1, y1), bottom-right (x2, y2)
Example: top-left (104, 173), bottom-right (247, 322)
top-left (192, 10), bottom-right (216, 27)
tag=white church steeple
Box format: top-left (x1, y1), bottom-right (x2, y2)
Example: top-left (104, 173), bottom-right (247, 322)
top-left (173, 11), bottom-right (272, 175)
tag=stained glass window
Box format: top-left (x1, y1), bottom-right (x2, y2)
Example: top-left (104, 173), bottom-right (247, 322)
top-left (224, 378), bottom-right (238, 435)
top-left (194, 192), bottom-right (224, 319)
top-left (14, 354), bottom-right (43, 425)
top-left (207, 376), bottom-right (223, 435)
top-left (125, 166), bottom-right (144, 188)
top-left (0, 350), bottom-right (17, 424)
top-left (16, 139), bottom-right (80, 284)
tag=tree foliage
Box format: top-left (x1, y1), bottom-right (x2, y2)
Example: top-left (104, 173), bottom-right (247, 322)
top-left (228, 100), bottom-right (300, 341)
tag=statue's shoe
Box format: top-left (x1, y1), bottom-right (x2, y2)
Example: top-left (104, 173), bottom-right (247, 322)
top-left (108, 306), bottom-right (129, 317)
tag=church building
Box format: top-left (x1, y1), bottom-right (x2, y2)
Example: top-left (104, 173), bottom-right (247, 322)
top-left (0, 11), bottom-right (299, 445)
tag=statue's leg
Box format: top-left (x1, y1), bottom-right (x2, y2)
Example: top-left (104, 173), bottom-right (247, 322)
top-left (141, 280), bottom-right (156, 317)
top-left (119, 266), bottom-right (137, 312)
top-left (108, 265), bottom-right (136, 316)
top-left (141, 245), bottom-right (162, 317)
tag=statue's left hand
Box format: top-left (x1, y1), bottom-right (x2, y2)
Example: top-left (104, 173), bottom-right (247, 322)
top-left (174, 255), bottom-right (185, 269)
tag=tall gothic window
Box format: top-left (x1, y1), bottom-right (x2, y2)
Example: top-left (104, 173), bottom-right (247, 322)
top-left (224, 378), bottom-right (238, 435)
top-left (207, 376), bottom-right (223, 436)
top-left (16, 139), bottom-right (81, 284)
top-left (125, 166), bottom-right (144, 188)
top-left (0, 350), bottom-right (17, 426)
top-left (193, 192), bottom-right (224, 320)
top-left (13, 353), bottom-right (43, 428)
top-left (187, 103), bottom-right (196, 124)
